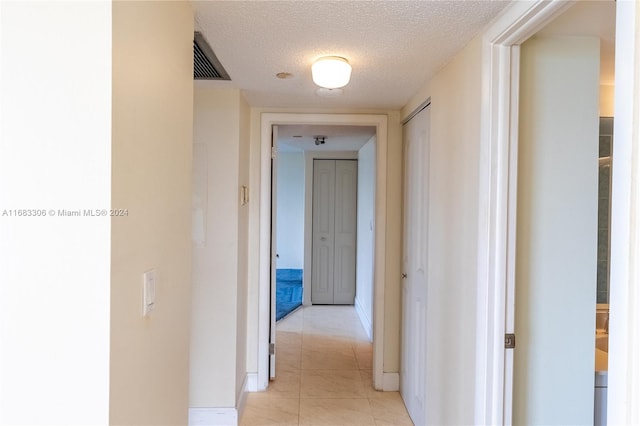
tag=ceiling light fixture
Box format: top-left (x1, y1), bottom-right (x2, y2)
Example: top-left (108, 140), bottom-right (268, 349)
top-left (311, 56), bottom-right (352, 89)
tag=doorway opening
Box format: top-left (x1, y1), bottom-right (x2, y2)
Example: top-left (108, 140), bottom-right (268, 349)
top-left (476, 0), bottom-right (628, 424)
top-left (513, 3), bottom-right (616, 424)
top-left (257, 113), bottom-right (388, 391)
top-left (273, 125), bottom-right (375, 319)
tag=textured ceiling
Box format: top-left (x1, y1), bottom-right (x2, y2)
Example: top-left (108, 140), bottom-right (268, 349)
top-left (192, 0), bottom-right (511, 110)
top-left (277, 125), bottom-right (376, 152)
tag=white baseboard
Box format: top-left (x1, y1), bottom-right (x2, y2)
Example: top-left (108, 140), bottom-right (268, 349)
top-left (188, 407), bottom-right (237, 426)
top-left (354, 297), bottom-right (373, 342)
top-left (236, 374), bottom-right (251, 423)
top-left (246, 372), bottom-right (259, 392)
top-left (236, 378), bottom-right (247, 424)
top-left (382, 372), bottom-right (400, 391)
top-left (189, 373), bottom-right (255, 426)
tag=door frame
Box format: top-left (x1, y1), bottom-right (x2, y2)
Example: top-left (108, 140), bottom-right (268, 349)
top-left (477, 0), bottom-right (636, 424)
top-left (475, 2), bottom-right (573, 423)
top-left (258, 113), bottom-right (388, 390)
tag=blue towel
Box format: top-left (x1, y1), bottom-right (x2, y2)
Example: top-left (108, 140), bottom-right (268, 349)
top-left (276, 269), bottom-right (303, 320)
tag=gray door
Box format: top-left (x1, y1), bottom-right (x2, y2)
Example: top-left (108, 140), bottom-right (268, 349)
top-left (311, 159), bottom-right (357, 304)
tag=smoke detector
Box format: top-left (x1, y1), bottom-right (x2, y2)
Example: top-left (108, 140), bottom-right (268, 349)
top-left (314, 136), bottom-right (326, 146)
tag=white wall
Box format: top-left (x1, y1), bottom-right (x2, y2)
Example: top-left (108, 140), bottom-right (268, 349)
top-left (356, 137), bottom-right (376, 340)
top-left (276, 152), bottom-right (305, 269)
top-left (514, 35), bottom-right (599, 425)
top-left (110, 2), bottom-right (194, 424)
top-left (190, 86), bottom-right (250, 416)
top-left (0, 2), bottom-right (112, 424)
top-left (402, 35), bottom-right (483, 425)
top-left (0, 2), bottom-right (194, 424)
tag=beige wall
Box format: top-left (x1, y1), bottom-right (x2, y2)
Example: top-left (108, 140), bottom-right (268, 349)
top-left (383, 111), bottom-right (403, 374)
top-left (190, 86), bottom-right (250, 410)
top-left (514, 35), bottom-right (599, 425)
top-left (110, 2), bottom-right (194, 424)
top-left (237, 93), bottom-right (251, 402)
top-left (402, 35), bottom-right (483, 425)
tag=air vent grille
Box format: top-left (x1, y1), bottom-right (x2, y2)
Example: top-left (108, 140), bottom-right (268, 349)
top-left (194, 32), bottom-right (230, 80)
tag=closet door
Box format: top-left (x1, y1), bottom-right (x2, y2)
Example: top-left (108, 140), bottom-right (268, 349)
top-left (333, 160), bottom-right (358, 304)
top-left (312, 159), bottom-right (357, 304)
top-left (312, 160), bottom-right (336, 304)
top-left (401, 105), bottom-right (430, 425)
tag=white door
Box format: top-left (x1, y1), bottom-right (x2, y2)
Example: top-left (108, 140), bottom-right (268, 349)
top-left (311, 159), bottom-right (357, 304)
top-left (401, 104), bottom-right (430, 425)
top-left (269, 125), bottom-right (278, 379)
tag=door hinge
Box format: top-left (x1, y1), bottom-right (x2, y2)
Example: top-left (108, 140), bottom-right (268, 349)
top-left (505, 333), bottom-right (516, 349)
top-left (271, 146), bottom-right (277, 160)
top-left (269, 343), bottom-right (275, 355)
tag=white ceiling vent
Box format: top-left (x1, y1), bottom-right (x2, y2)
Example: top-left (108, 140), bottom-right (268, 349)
top-left (194, 32), bottom-right (230, 80)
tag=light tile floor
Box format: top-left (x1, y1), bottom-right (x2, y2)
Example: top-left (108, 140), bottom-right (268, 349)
top-left (240, 306), bottom-right (414, 426)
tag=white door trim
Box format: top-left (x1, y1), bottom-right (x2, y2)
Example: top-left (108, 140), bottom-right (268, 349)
top-left (475, 1), bottom-right (574, 424)
top-left (258, 113), bottom-right (388, 390)
top-left (608, 2), bottom-right (640, 424)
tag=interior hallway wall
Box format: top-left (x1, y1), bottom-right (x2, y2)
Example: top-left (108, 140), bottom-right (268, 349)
top-left (110, 1), bottom-right (194, 424)
top-left (402, 35), bottom-right (483, 425)
top-left (276, 152), bottom-right (305, 269)
top-left (356, 136), bottom-right (376, 340)
top-left (190, 86), bottom-right (250, 415)
top-left (236, 86), bottom-right (251, 411)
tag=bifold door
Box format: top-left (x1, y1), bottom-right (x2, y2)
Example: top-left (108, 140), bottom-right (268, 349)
top-left (311, 159), bottom-right (357, 305)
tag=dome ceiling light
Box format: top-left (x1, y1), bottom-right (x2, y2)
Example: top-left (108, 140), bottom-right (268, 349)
top-left (311, 56), bottom-right (352, 89)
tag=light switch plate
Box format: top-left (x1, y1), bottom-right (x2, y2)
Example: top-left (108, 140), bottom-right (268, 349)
top-left (143, 269), bottom-right (156, 316)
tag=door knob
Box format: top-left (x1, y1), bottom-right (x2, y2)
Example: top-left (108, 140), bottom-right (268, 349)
top-left (401, 273), bottom-right (407, 279)
top-left (320, 236), bottom-right (327, 241)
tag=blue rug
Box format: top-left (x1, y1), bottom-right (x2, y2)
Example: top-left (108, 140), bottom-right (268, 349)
top-left (276, 269), bottom-right (303, 321)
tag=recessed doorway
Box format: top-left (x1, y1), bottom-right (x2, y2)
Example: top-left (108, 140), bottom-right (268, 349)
top-left (258, 113), bottom-right (389, 391)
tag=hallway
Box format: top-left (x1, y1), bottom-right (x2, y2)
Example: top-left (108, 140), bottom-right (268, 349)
top-left (240, 306), bottom-right (413, 425)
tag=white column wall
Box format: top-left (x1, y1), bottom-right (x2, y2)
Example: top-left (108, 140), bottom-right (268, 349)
top-left (0, 3), bottom-right (112, 424)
